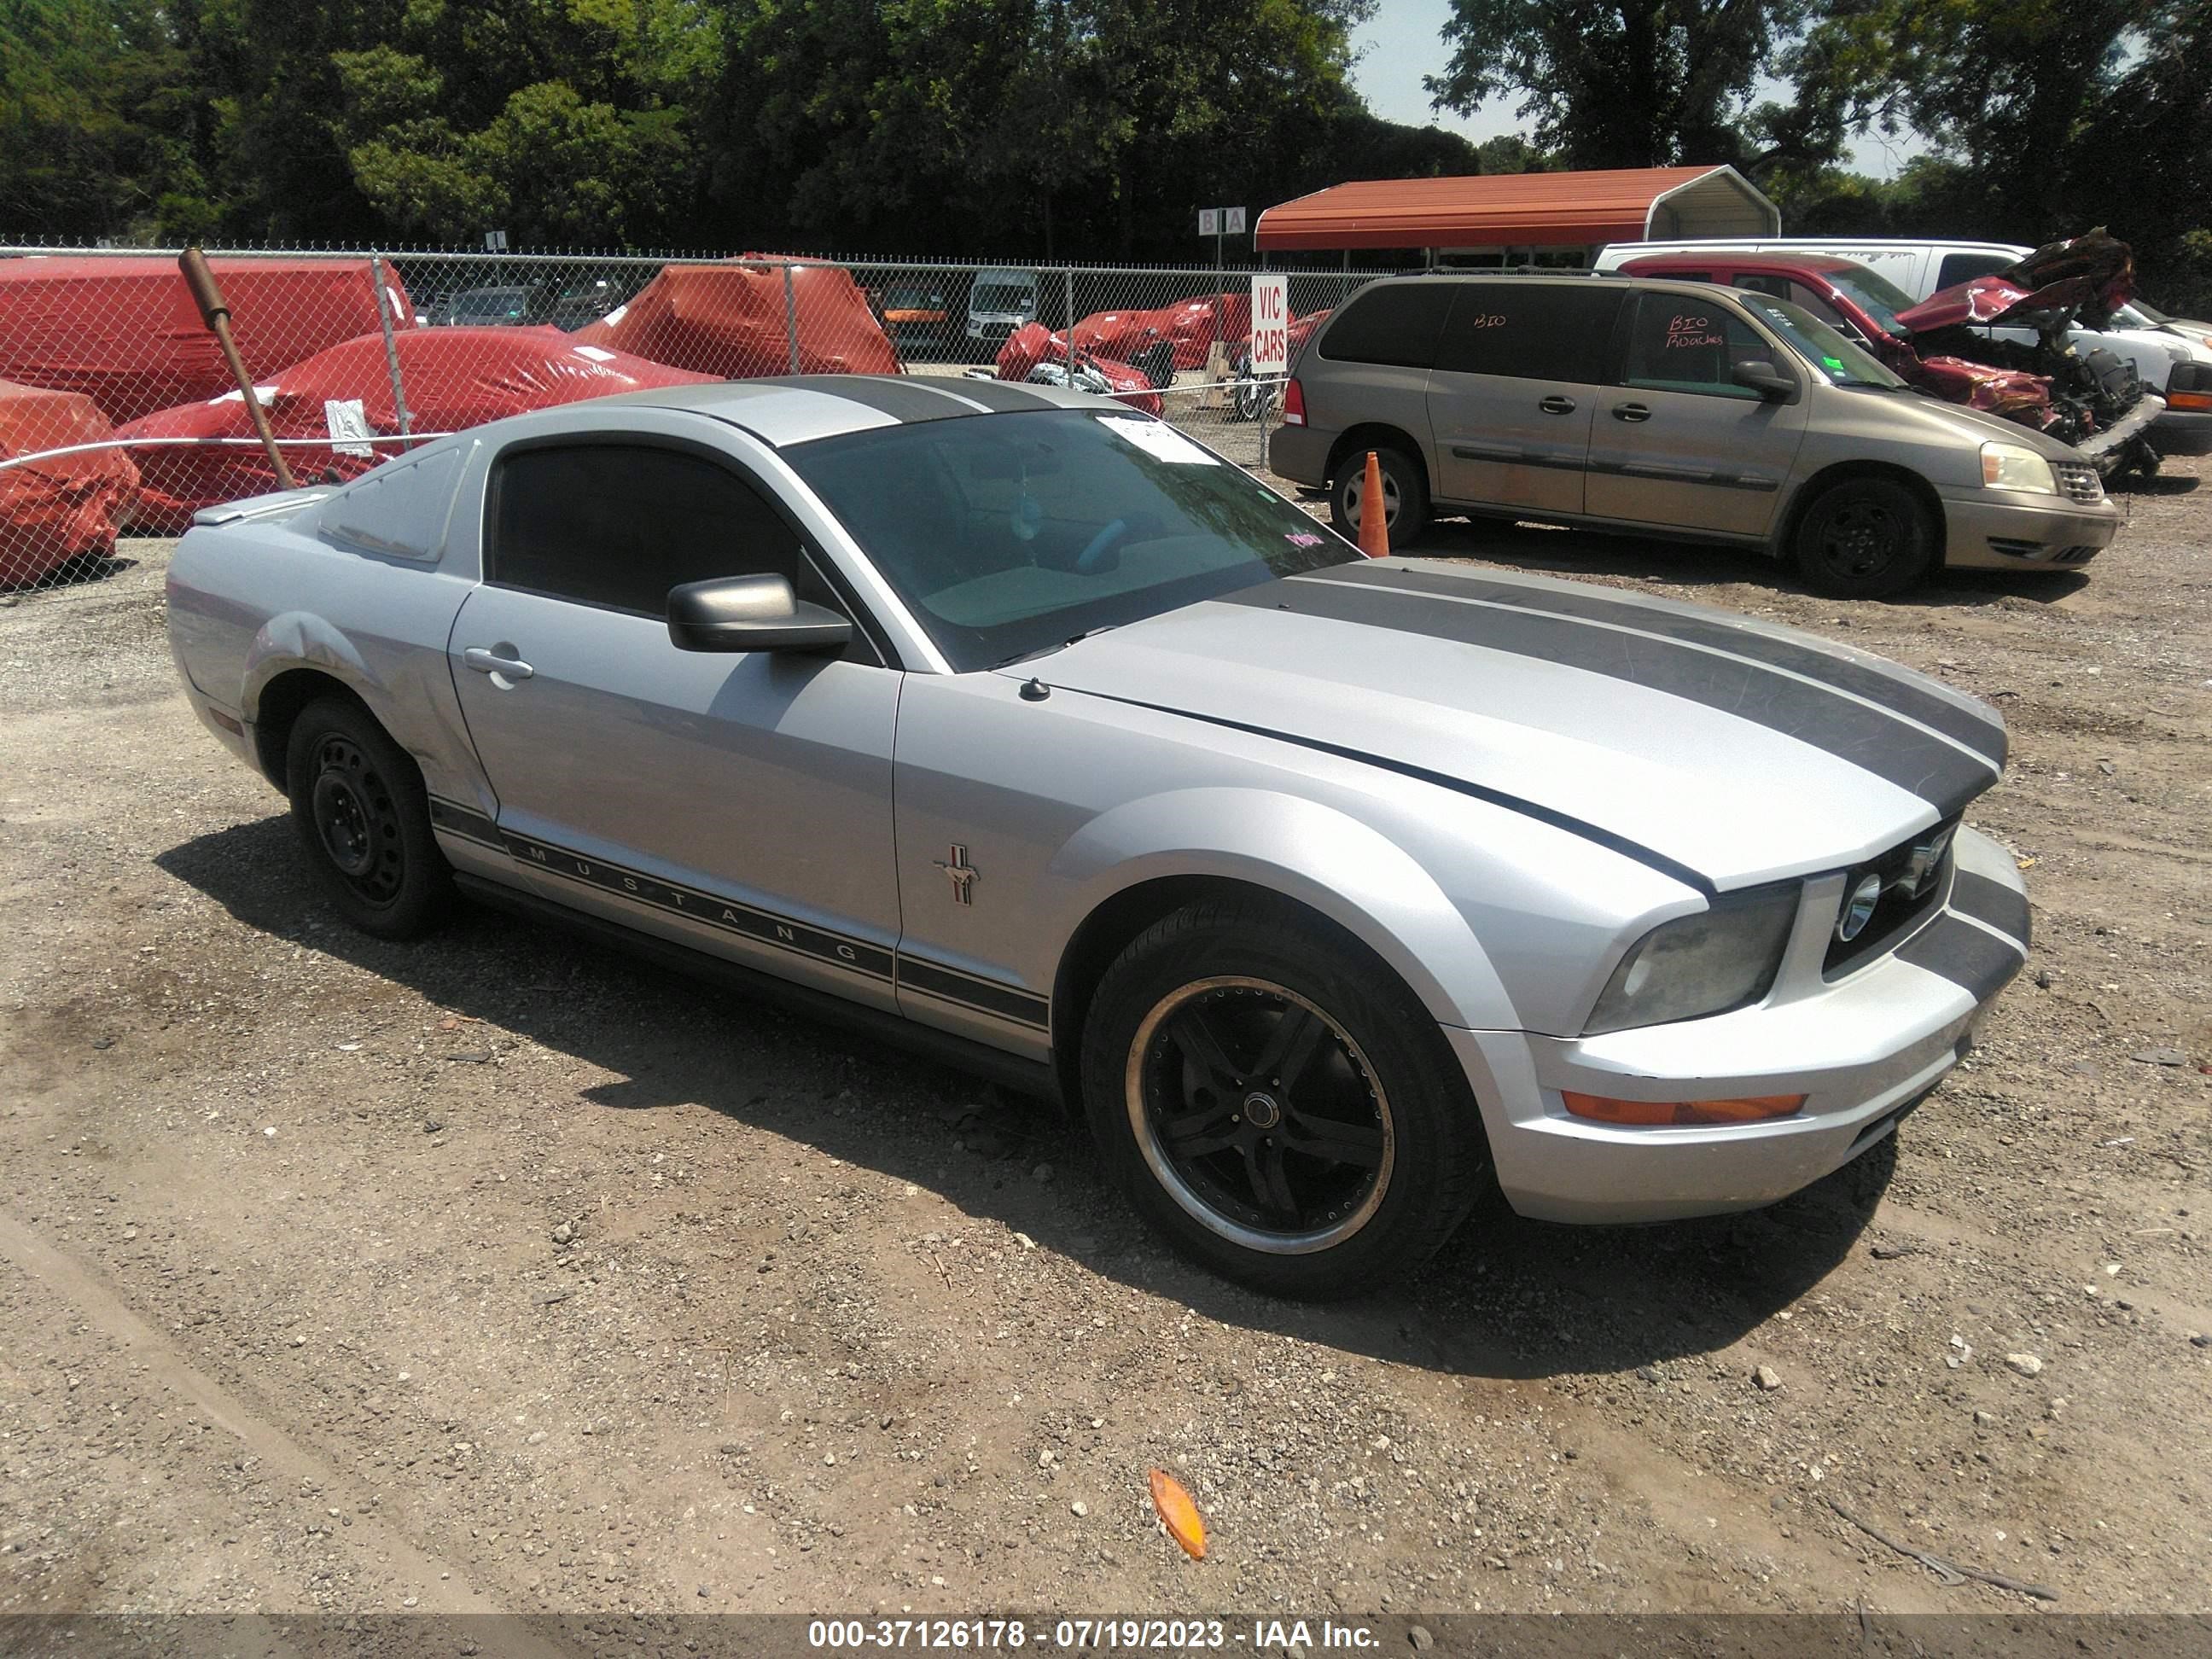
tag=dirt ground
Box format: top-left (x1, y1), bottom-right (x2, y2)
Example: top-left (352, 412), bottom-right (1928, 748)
top-left (2, 451), bottom-right (2207, 1632)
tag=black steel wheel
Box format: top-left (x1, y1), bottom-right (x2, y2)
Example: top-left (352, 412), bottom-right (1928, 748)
top-left (285, 697), bottom-right (453, 938)
top-left (1081, 895), bottom-right (1487, 1299)
top-left (1329, 444), bottom-right (1428, 546)
top-left (1794, 476), bottom-right (1937, 599)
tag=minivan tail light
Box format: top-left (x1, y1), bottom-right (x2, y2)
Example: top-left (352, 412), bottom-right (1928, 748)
top-left (1282, 377), bottom-right (1306, 426)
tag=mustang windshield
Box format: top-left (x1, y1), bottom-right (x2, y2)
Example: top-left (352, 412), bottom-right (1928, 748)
top-left (787, 409), bottom-right (1355, 671)
top-left (1737, 294), bottom-right (1906, 390)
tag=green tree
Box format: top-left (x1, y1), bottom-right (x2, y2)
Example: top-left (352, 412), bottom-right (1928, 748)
top-left (1426, 0), bottom-right (1808, 169)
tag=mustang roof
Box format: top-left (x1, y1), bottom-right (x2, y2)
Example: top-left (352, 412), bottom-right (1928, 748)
top-left (601, 374), bottom-right (1097, 447)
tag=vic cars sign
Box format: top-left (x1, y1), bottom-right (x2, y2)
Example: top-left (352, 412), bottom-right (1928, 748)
top-left (1249, 274), bottom-right (1289, 375)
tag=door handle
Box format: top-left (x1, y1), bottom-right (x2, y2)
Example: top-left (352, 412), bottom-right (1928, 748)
top-left (463, 646), bottom-right (534, 679)
top-left (1612, 402), bottom-right (1651, 422)
top-left (1538, 395), bottom-right (1577, 415)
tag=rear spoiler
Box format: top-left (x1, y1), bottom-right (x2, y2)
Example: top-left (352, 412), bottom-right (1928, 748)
top-left (190, 486), bottom-right (335, 528)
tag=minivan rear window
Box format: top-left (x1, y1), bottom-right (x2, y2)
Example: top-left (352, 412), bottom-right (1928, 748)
top-left (1317, 283), bottom-right (1455, 369)
top-left (1433, 285), bottom-right (1623, 381)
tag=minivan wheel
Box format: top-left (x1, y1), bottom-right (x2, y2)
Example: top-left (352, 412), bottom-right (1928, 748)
top-left (1330, 445), bottom-right (1427, 547)
top-left (1794, 477), bottom-right (1937, 599)
top-left (1080, 896), bottom-right (1487, 1300)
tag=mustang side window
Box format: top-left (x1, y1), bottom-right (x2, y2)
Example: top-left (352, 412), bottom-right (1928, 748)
top-left (1618, 295), bottom-right (1771, 399)
top-left (487, 444), bottom-right (817, 617)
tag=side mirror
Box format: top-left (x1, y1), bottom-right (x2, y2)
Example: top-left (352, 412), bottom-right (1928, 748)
top-left (667, 573), bottom-right (852, 655)
top-left (1732, 359), bottom-right (1797, 400)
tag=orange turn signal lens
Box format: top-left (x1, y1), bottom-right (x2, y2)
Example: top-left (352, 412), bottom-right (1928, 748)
top-left (2165, 389), bottom-right (2212, 412)
top-left (1562, 1091), bottom-right (1807, 1126)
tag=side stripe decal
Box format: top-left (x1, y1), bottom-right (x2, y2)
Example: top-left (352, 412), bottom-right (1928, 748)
top-left (426, 801), bottom-right (1047, 1029)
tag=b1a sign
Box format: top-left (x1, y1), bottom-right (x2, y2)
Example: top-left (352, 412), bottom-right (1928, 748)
top-left (1249, 273), bottom-right (1289, 374)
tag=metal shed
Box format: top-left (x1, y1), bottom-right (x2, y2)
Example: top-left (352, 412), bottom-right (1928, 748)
top-left (1254, 166), bottom-right (1779, 258)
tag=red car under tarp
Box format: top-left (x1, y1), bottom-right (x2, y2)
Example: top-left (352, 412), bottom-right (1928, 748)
top-left (0, 379), bottom-right (140, 586)
top-left (993, 323), bottom-right (1163, 415)
top-left (1070, 293), bottom-right (1255, 371)
top-left (573, 258), bottom-right (900, 378)
top-left (0, 255), bottom-right (413, 426)
top-left (116, 327), bottom-right (715, 531)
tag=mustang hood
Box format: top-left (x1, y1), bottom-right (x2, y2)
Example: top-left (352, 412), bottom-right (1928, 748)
top-left (1028, 560), bottom-right (2008, 890)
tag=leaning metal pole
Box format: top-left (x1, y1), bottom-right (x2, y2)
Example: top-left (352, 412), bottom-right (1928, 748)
top-left (368, 253), bottom-right (414, 452)
top-left (178, 246), bottom-right (296, 490)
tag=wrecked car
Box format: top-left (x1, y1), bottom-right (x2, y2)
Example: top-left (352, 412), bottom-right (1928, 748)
top-left (981, 322), bottom-right (1164, 416)
top-left (1621, 234), bottom-right (2191, 478)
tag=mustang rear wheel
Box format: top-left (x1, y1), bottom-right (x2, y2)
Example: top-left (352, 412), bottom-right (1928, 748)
top-left (1080, 896), bottom-right (1487, 1299)
top-left (285, 697), bottom-right (453, 939)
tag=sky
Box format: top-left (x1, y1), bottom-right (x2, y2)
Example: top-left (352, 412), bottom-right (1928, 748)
top-left (1347, 0), bottom-right (1927, 178)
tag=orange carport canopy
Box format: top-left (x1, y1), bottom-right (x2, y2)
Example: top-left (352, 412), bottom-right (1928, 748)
top-left (1254, 166), bottom-right (1778, 253)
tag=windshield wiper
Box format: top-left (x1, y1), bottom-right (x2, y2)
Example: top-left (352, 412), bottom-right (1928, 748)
top-left (993, 625), bottom-right (1117, 670)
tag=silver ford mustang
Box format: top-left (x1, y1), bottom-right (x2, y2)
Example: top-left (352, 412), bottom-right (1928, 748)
top-left (166, 375), bottom-right (2030, 1299)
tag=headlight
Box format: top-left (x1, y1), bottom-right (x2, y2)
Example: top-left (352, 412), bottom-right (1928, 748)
top-left (1585, 884), bottom-right (1800, 1035)
top-left (1980, 442), bottom-right (2058, 494)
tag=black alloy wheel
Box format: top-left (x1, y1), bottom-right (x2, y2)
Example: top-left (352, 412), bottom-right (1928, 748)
top-left (1080, 895), bottom-right (1487, 1299)
top-left (1129, 976), bottom-right (1392, 1251)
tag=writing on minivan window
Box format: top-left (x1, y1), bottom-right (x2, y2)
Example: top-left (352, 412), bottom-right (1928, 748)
top-left (1664, 313), bottom-right (1724, 349)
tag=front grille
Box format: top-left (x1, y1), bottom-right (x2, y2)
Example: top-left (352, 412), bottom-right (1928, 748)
top-left (2053, 462), bottom-right (2104, 505)
top-left (1825, 819), bottom-right (1958, 976)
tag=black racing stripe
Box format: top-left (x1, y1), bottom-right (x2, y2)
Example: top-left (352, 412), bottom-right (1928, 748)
top-left (898, 958), bottom-right (1051, 1028)
top-left (1950, 869), bottom-right (2031, 946)
top-left (1301, 562), bottom-right (2006, 765)
top-left (428, 797), bottom-right (503, 850)
top-left (501, 830), bottom-right (896, 981)
top-left (1068, 687), bottom-right (1713, 894)
top-left (1228, 579), bottom-right (1997, 816)
top-left (773, 375), bottom-right (989, 422)
top-left (935, 377), bottom-right (1062, 412)
top-left (1896, 911), bottom-right (2025, 1000)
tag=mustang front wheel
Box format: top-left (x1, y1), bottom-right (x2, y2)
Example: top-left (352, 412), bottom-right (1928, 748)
top-left (1081, 897), bottom-right (1487, 1298)
top-left (285, 697), bottom-right (453, 939)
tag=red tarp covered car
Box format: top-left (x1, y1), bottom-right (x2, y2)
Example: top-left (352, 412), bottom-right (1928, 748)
top-left (116, 327), bottom-right (714, 531)
top-left (992, 323), bottom-right (1164, 415)
top-left (1071, 293), bottom-right (1255, 371)
top-left (573, 258), bottom-right (899, 378)
top-left (0, 379), bottom-right (141, 586)
top-left (0, 255), bottom-right (412, 426)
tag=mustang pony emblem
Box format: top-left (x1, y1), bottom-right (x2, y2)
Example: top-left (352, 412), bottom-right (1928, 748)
top-left (934, 844), bottom-right (979, 905)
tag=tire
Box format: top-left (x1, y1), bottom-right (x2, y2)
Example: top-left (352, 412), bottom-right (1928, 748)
top-left (285, 697), bottom-right (454, 939)
top-left (1079, 896), bottom-right (1487, 1300)
top-left (1330, 445), bottom-right (1427, 547)
top-left (1793, 475), bottom-right (1937, 599)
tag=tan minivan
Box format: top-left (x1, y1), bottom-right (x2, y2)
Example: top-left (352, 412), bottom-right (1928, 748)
top-left (1269, 273), bottom-right (2121, 597)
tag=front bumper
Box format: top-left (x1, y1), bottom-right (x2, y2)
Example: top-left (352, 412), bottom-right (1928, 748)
top-left (1938, 485), bottom-right (2119, 571)
top-left (1455, 825), bottom-right (2029, 1224)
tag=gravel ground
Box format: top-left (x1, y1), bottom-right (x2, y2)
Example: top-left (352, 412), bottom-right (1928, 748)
top-left (1, 457), bottom-right (2207, 1627)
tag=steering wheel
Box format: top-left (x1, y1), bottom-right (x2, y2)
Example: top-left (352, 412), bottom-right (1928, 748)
top-left (1074, 516), bottom-right (1132, 573)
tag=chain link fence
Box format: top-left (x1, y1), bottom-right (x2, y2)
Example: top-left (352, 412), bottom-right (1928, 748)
top-left (0, 245), bottom-right (1387, 595)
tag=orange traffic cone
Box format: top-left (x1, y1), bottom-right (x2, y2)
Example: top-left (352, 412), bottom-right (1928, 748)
top-left (1358, 449), bottom-right (1390, 559)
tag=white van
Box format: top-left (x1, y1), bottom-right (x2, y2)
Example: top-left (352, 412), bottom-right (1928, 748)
top-left (1597, 237), bottom-right (2212, 457)
top-left (964, 267), bottom-right (1039, 357)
